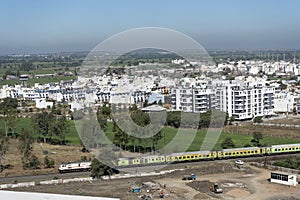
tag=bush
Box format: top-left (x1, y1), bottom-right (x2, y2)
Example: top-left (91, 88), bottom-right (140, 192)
top-left (253, 116), bottom-right (263, 123)
top-left (23, 155), bottom-right (41, 170)
top-left (221, 137), bottom-right (236, 149)
top-left (44, 156), bottom-right (55, 168)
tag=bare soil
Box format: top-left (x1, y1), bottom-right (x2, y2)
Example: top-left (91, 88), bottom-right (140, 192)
top-left (0, 139), bottom-right (91, 177)
top-left (224, 122), bottom-right (300, 139)
top-left (8, 161), bottom-right (300, 200)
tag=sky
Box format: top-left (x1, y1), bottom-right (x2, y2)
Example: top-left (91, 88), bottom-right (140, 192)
top-left (0, 0), bottom-right (300, 54)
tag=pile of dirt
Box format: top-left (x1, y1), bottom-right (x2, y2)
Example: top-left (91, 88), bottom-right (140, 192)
top-left (187, 180), bottom-right (214, 194)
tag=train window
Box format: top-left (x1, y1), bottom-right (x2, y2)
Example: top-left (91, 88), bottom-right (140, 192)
top-left (207, 155), bottom-right (209, 157)
top-left (251, 151), bottom-right (254, 153)
top-left (275, 149), bottom-right (277, 151)
top-left (183, 156), bottom-right (186, 159)
top-left (187, 156), bottom-right (190, 159)
top-left (292, 148), bottom-right (295, 150)
top-left (229, 153), bottom-right (231, 155)
top-left (289, 148), bottom-right (291, 150)
top-left (225, 153), bottom-right (228, 155)
top-left (244, 152), bottom-right (247, 154)
top-left (152, 159), bottom-right (154, 161)
top-left (285, 148), bottom-right (288, 150)
top-left (240, 152), bottom-right (243, 154)
top-left (255, 150), bottom-right (257, 153)
top-left (178, 157), bottom-right (182, 159)
top-left (191, 156), bottom-right (194, 158)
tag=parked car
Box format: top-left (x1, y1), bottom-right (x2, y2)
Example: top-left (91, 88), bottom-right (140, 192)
top-left (235, 160), bottom-right (244, 165)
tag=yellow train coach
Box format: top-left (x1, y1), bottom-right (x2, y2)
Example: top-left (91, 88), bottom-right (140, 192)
top-left (270, 143), bottom-right (300, 154)
top-left (167, 151), bottom-right (217, 162)
top-left (218, 147), bottom-right (263, 159)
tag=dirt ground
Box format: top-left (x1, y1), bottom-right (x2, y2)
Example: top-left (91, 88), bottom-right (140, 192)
top-left (7, 161), bottom-right (300, 200)
top-left (0, 139), bottom-right (91, 177)
top-left (224, 121), bottom-right (300, 139)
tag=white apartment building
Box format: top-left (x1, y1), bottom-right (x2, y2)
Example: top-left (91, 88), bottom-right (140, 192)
top-left (171, 78), bottom-right (216, 113)
top-left (215, 82), bottom-right (275, 120)
top-left (172, 77), bottom-right (275, 120)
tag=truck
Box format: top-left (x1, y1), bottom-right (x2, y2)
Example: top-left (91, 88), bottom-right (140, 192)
top-left (210, 183), bottom-right (223, 193)
top-left (182, 174), bottom-right (196, 180)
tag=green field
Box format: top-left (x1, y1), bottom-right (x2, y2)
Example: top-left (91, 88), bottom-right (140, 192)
top-left (1, 118), bottom-right (299, 150)
top-left (0, 76), bottom-right (76, 86)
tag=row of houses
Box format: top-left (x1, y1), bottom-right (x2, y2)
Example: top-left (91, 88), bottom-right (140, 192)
top-left (0, 73), bottom-right (299, 119)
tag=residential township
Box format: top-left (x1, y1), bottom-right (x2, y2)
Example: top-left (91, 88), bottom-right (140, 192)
top-left (1, 59), bottom-right (300, 120)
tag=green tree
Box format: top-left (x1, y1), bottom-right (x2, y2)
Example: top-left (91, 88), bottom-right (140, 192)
top-left (113, 129), bottom-right (129, 151)
top-left (19, 129), bottom-right (34, 162)
top-left (152, 131), bottom-right (163, 153)
top-left (32, 112), bottom-right (54, 143)
top-left (90, 158), bottom-right (114, 179)
top-left (26, 155), bottom-right (40, 169)
top-left (253, 116), bottom-right (263, 123)
top-left (50, 115), bottom-right (69, 144)
top-left (0, 98), bottom-right (18, 136)
top-left (44, 156), bottom-right (55, 168)
top-left (0, 133), bottom-right (9, 172)
top-left (221, 137), bottom-right (236, 149)
top-left (251, 131), bottom-right (263, 146)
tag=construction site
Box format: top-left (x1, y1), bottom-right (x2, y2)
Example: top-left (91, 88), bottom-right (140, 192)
top-left (5, 159), bottom-right (300, 200)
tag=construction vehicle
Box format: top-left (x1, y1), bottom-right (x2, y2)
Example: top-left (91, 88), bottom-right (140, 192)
top-left (182, 174), bottom-right (196, 180)
top-left (210, 183), bottom-right (223, 193)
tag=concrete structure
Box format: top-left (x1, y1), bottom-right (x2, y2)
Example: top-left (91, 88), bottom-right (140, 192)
top-left (273, 92), bottom-right (295, 113)
top-left (270, 171), bottom-right (297, 186)
top-left (35, 99), bottom-right (53, 109)
top-left (0, 190), bottom-right (119, 200)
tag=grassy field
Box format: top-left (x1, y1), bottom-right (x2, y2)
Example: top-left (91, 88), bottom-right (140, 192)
top-left (1, 118), bottom-right (300, 151)
top-left (0, 76), bottom-right (76, 86)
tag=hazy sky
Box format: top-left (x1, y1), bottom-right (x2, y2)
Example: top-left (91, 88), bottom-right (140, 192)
top-left (1, 0), bottom-right (300, 54)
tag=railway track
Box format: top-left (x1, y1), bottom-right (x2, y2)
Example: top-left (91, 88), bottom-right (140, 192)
top-left (1, 152), bottom-right (300, 184)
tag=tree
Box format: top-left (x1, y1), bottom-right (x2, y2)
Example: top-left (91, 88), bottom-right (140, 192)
top-left (229, 116), bottom-right (235, 125)
top-left (0, 98), bottom-right (18, 136)
top-left (44, 156), bottom-right (55, 168)
top-left (90, 158), bottom-right (115, 179)
top-left (19, 129), bottom-right (34, 162)
top-left (152, 131), bottom-right (163, 153)
top-left (50, 115), bottom-right (69, 144)
top-left (221, 137), bottom-right (235, 149)
top-left (26, 155), bottom-right (40, 169)
top-left (0, 133), bottom-right (9, 172)
top-left (32, 112), bottom-right (54, 143)
top-left (113, 129), bottom-right (129, 151)
top-left (253, 116), bottom-right (263, 123)
top-left (251, 131), bottom-right (263, 146)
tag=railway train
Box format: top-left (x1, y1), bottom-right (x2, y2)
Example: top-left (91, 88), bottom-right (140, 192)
top-left (58, 143), bottom-right (300, 173)
top-left (58, 161), bottom-right (91, 173)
